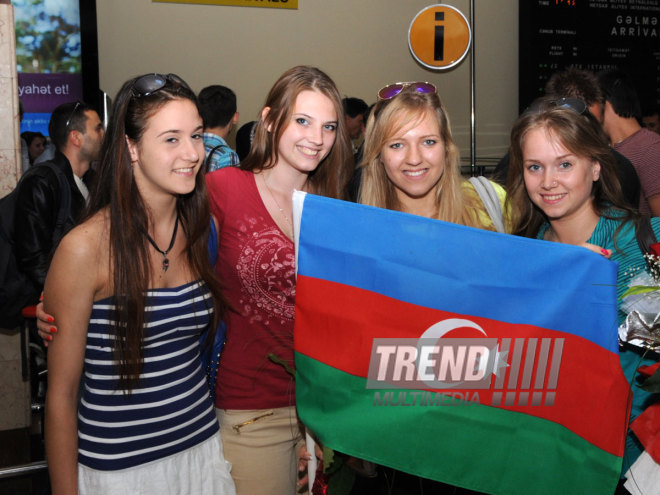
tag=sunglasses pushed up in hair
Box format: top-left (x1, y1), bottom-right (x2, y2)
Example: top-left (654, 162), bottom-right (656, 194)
top-left (377, 81), bottom-right (437, 100)
top-left (526, 97), bottom-right (588, 116)
top-left (131, 73), bottom-right (188, 98)
top-left (64, 100), bottom-right (83, 130)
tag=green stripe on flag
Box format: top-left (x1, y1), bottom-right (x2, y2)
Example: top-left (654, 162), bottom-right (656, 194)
top-left (296, 353), bottom-right (622, 495)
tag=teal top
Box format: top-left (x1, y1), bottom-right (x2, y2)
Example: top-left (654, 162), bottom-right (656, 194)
top-left (538, 209), bottom-right (660, 473)
top-left (537, 211), bottom-right (660, 324)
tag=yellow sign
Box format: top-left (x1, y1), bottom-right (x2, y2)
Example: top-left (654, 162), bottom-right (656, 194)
top-left (153, 0), bottom-right (297, 8)
top-left (408, 4), bottom-right (471, 70)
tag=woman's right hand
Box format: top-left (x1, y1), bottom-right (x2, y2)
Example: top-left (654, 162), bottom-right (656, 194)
top-left (580, 242), bottom-right (612, 259)
top-left (36, 301), bottom-right (57, 346)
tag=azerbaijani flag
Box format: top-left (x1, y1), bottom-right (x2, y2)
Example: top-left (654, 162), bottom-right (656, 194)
top-left (293, 192), bottom-right (630, 495)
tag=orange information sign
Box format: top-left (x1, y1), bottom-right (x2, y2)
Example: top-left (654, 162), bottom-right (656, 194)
top-left (408, 4), bottom-right (471, 70)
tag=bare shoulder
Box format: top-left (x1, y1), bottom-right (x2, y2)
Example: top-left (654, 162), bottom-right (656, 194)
top-left (49, 210), bottom-right (110, 298)
top-left (57, 210), bottom-right (109, 261)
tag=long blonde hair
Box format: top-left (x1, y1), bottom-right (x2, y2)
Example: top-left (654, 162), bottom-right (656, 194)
top-left (358, 87), bottom-right (496, 230)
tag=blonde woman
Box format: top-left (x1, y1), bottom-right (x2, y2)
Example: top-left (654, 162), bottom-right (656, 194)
top-left (359, 81), bottom-right (505, 231)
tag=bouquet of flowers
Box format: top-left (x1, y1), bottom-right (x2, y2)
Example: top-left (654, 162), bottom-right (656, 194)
top-left (618, 243), bottom-right (660, 495)
top-left (619, 244), bottom-right (660, 351)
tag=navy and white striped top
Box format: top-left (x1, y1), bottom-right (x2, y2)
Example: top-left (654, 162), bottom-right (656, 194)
top-left (78, 280), bottom-right (219, 471)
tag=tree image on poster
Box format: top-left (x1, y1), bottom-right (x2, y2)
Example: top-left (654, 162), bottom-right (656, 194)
top-left (13, 0), bottom-right (81, 73)
top-left (519, 0), bottom-right (660, 112)
top-left (13, 0), bottom-right (83, 136)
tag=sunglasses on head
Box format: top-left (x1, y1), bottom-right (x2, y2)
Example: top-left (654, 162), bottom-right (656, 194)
top-left (64, 100), bottom-right (83, 130)
top-left (527, 97), bottom-right (588, 116)
top-left (131, 73), bottom-right (187, 98)
top-left (377, 81), bottom-right (437, 101)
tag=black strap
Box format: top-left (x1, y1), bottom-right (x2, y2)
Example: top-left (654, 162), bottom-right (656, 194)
top-left (205, 144), bottom-right (228, 170)
top-left (635, 215), bottom-right (658, 268)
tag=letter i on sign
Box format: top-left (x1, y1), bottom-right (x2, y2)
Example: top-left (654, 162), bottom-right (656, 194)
top-left (435, 12), bottom-right (444, 61)
top-left (408, 5), bottom-right (471, 70)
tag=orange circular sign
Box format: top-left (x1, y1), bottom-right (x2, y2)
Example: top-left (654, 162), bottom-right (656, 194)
top-left (408, 4), bottom-right (471, 70)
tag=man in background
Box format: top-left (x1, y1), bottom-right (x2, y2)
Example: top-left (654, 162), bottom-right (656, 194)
top-left (199, 85), bottom-right (240, 172)
top-left (15, 100), bottom-right (104, 293)
top-left (599, 70), bottom-right (660, 216)
top-left (343, 97), bottom-right (368, 155)
top-left (641, 106), bottom-right (660, 134)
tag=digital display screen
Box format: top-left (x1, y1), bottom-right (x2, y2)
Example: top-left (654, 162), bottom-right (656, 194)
top-left (14, 0), bottom-right (84, 136)
top-left (519, 0), bottom-right (660, 112)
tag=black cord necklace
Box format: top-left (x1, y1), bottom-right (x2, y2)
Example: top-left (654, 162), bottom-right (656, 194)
top-left (145, 213), bottom-right (179, 272)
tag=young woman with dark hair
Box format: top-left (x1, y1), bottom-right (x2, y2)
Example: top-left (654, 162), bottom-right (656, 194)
top-left (43, 73), bottom-right (235, 494)
top-left (20, 130), bottom-right (47, 166)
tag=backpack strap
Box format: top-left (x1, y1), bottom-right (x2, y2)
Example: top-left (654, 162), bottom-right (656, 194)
top-left (468, 176), bottom-right (506, 233)
top-left (208, 218), bottom-right (218, 267)
top-left (206, 144), bottom-right (229, 170)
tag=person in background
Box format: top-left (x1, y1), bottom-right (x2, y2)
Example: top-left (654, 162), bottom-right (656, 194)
top-left (44, 73), bottom-right (235, 495)
top-left (506, 96), bottom-right (659, 486)
top-left (599, 69), bottom-right (660, 216)
top-left (343, 96), bottom-right (368, 156)
top-left (20, 131), bottom-right (47, 168)
top-left (235, 120), bottom-right (257, 162)
top-left (199, 84), bottom-right (240, 171)
top-left (641, 105), bottom-right (660, 134)
top-left (14, 101), bottom-right (103, 297)
top-left (19, 99), bottom-right (30, 173)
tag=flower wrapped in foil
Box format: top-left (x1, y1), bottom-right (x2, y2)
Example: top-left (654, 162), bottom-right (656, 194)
top-left (619, 271), bottom-right (660, 351)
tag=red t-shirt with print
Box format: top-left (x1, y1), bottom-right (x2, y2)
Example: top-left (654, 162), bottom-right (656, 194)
top-left (206, 167), bottom-right (296, 410)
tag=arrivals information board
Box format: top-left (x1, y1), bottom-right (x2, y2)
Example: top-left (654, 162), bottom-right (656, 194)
top-left (519, 0), bottom-right (660, 112)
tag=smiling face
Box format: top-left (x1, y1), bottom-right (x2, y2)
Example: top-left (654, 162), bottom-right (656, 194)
top-left (379, 110), bottom-right (445, 211)
top-left (127, 98), bottom-right (204, 200)
top-left (522, 126), bottom-right (600, 223)
top-left (272, 89), bottom-right (338, 175)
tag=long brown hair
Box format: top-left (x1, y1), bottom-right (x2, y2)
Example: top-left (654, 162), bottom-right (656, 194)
top-left (506, 97), bottom-right (634, 239)
top-left (85, 74), bottom-right (226, 390)
top-left (358, 87), bottom-right (496, 229)
top-left (240, 65), bottom-right (353, 199)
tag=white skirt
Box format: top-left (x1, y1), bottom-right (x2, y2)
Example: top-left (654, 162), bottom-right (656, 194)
top-left (78, 433), bottom-right (235, 495)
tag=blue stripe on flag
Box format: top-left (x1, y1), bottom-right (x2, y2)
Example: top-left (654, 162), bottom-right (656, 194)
top-left (296, 194), bottom-right (619, 352)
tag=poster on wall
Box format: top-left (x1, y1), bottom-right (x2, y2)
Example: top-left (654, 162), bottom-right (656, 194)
top-left (14, 0), bottom-right (84, 136)
top-left (519, 0), bottom-right (660, 113)
top-left (153, 0), bottom-right (298, 9)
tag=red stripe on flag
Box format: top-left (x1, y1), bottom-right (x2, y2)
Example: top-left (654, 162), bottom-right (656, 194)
top-left (294, 275), bottom-right (630, 457)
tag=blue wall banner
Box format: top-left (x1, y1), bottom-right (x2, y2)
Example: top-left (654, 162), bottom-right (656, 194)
top-left (153, 0), bottom-right (297, 8)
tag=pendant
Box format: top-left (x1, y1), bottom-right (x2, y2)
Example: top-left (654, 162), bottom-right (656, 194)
top-left (163, 258), bottom-right (169, 272)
